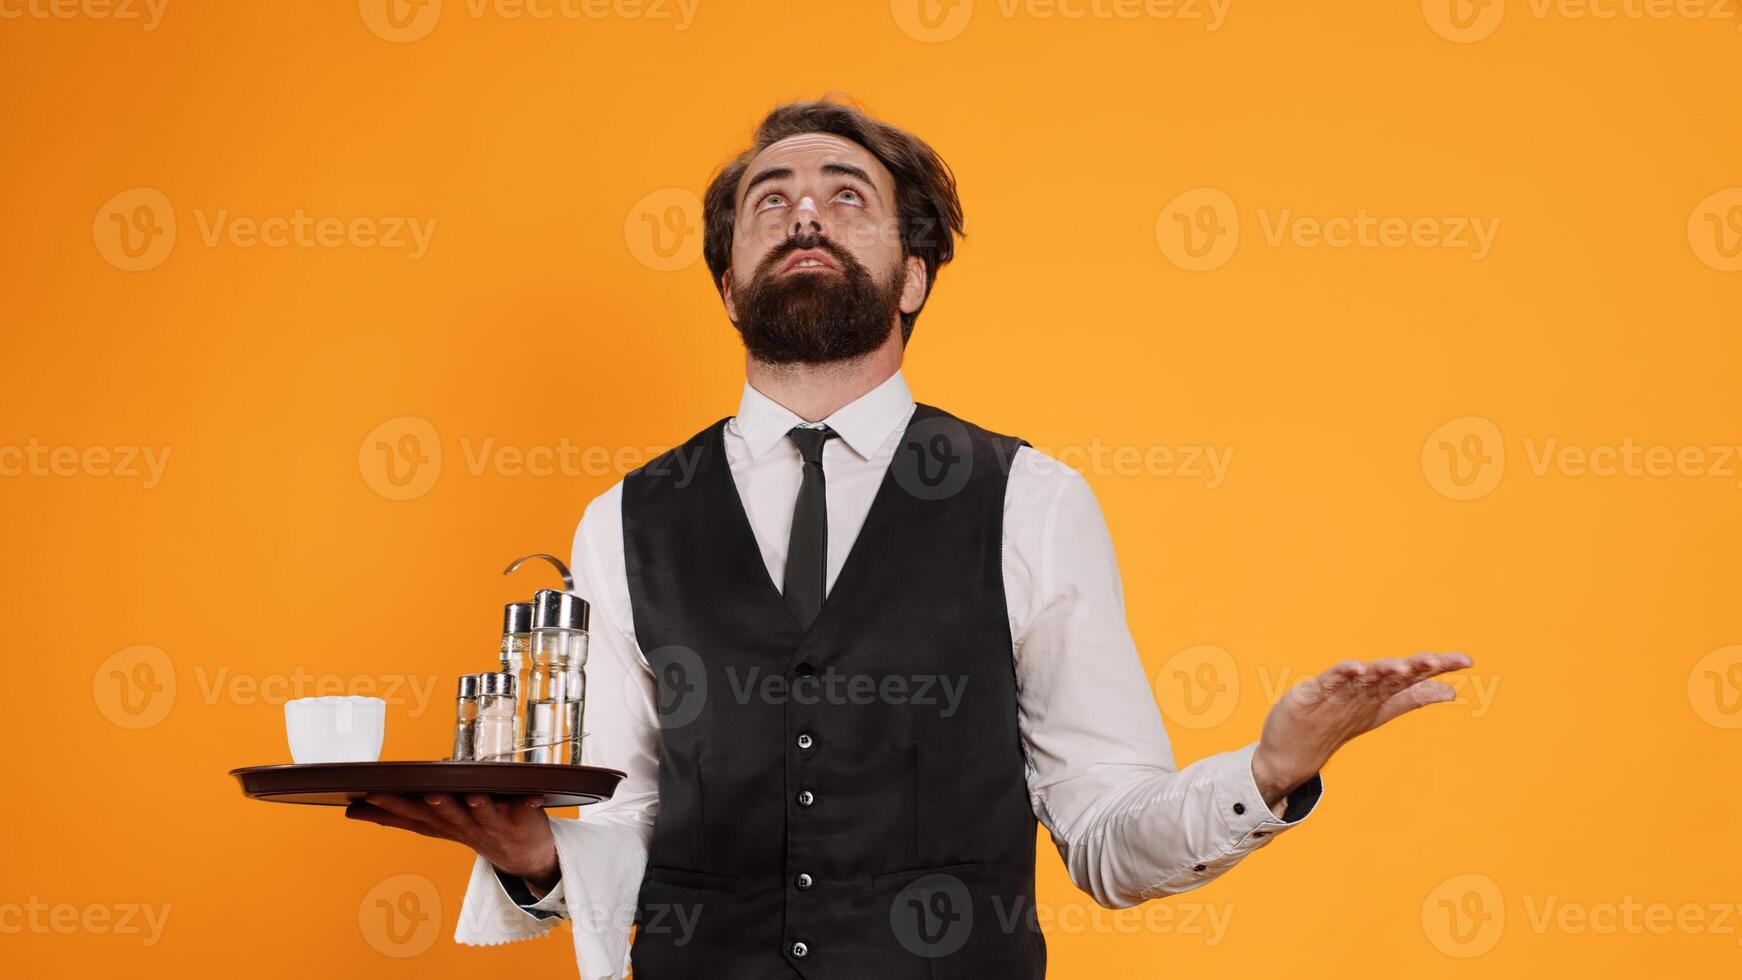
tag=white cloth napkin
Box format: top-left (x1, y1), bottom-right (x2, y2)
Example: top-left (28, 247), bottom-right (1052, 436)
top-left (454, 816), bottom-right (648, 979)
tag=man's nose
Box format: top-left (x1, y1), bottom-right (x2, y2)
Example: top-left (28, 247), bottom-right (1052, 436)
top-left (790, 194), bottom-right (824, 236)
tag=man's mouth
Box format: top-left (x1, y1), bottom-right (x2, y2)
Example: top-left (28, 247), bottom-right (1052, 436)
top-left (780, 248), bottom-right (840, 274)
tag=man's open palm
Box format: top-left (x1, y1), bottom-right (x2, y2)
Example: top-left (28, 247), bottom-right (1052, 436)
top-left (1252, 652), bottom-right (1474, 807)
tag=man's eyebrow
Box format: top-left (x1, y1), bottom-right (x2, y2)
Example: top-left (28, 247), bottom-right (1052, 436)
top-left (741, 165), bottom-right (793, 202)
top-left (740, 162), bottom-right (880, 204)
top-left (820, 162), bottom-right (877, 193)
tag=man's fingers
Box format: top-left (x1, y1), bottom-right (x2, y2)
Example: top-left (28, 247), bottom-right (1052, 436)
top-left (363, 792), bottom-right (440, 826)
top-left (1372, 658), bottom-right (1415, 700)
top-left (1315, 654), bottom-right (1472, 705)
top-left (1319, 660), bottom-right (1365, 697)
top-left (1405, 651), bottom-right (1473, 680)
top-left (1375, 679), bottom-right (1457, 726)
top-left (465, 793), bottom-right (507, 830)
top-left (421, 793), bottom-right (477, 832)
top-left (345, 803), bottom-right (453, 841)
top-left (1286, 677), bottom-right (1328, 706)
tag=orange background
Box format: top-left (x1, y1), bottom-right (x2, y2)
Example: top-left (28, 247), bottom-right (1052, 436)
top-left (3, 1), bottom-right (1740, 977)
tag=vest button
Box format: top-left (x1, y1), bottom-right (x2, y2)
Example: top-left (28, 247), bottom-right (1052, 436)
top-left (796, 733), bottom-right (814, 749)
top-left (794, 662), bottom-right (815, 676)
top-left (797, 790), bottom-right (815, 807)
top-left (795, 873), bottom-right (813, 890)
top-left (791, 941), bottom-right (809, 958)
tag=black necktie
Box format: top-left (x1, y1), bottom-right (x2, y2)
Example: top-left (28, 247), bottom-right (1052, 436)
top-left (783, 425), bottom-right (838, 630)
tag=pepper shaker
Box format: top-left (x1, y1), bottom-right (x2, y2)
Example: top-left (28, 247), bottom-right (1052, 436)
top-left (451, 674), bottom-right (480, 761)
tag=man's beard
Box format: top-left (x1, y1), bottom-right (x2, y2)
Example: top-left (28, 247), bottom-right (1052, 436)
top-left (732, 233), bottom-right (906, 365)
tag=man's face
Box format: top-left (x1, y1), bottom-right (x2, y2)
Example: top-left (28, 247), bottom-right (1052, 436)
top-left (722, 133), bottom-right (927, 364)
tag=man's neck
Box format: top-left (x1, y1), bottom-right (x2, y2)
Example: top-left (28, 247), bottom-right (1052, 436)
top-left (744, 325), bottom-right (904, 422)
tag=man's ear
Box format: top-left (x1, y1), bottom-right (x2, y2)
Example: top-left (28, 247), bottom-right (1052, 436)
top-left (897, 255), bottom-right (928, 315)
top-left (721, 269), bottom-right (739, 322)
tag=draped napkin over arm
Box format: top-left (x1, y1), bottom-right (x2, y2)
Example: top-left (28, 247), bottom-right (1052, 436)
top-left (454, 816), bottom-right (649, 979)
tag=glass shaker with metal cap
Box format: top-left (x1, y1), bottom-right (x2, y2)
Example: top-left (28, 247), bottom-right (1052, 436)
top-left (498, 602), bottom-right (533, 758)
top-left (451, 674), bottom-right (481, 761)
top-left (523, 588), bottom-right (590, 765)
top-left (472, 672), bottom-right (518, 761)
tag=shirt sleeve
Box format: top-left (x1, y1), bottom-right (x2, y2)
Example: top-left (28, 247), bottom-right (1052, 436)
top-left (1004, 448), bottom-right (1322, 909)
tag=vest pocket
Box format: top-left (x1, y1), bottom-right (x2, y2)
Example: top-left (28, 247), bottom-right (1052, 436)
top-left (870, 860), bottom-right (985, 894)
top-left (644, 865), bottom-right (743, 892)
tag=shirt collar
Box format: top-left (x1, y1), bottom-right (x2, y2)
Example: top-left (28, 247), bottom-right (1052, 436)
top-left (733, 369), bottom-right (915, 462)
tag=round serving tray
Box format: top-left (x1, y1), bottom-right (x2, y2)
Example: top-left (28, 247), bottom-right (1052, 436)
top-left (230, 761), bottom-right (625, 808)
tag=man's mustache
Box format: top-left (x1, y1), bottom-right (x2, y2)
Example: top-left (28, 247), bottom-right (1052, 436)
top-left (756, 235), bottom-right (857, 278)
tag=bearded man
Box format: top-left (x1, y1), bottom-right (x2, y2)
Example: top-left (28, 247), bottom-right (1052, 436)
top-left (346, 97), bottom-right (1473, 980)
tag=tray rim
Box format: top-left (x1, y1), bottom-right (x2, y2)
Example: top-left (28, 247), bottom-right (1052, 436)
top-left (230, 760), bottom-right (627, 807)
top-left (229, 760), bottom-right (629, 777)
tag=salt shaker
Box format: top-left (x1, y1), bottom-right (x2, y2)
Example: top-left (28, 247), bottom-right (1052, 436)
top-left (473, 672), bottom-right (517, 762)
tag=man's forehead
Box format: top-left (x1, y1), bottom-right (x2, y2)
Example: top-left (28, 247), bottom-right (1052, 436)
top-left (738, 133), bottom-right (891, 196)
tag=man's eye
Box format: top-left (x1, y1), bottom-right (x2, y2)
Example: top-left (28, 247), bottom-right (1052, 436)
top-left (757, 193), bottom-right (786, 211)
top-left (836, 188), bottom-right (863, 205)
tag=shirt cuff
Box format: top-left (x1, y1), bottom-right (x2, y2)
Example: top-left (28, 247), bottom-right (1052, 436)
top-left (1173, 741), bottom-right (1322, 893)
top-left (492, 866), bottom-right (567, 920)
top-left (1219, 741), bottom-right (1322, 840)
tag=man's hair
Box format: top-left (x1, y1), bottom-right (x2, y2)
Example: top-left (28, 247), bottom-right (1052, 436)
top-left (702, 96), bottom-right (965, 344)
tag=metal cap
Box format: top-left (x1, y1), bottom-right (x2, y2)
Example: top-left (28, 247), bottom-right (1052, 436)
top-left (456, 674), bottom-right (481, 698)
top-left (532, 588), bottom-right (590, 632)
top-left (502, 602), bottom-right (533, 635)
top-left (478, 672), bottom-right (516, 697)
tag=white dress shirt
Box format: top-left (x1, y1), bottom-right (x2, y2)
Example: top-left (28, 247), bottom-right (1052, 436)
top-left (456, 369), bottom-right (1319, 971)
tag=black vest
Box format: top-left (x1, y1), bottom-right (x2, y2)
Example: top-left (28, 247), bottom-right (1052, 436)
top-left (622, 404), bottom-right (1047, 980)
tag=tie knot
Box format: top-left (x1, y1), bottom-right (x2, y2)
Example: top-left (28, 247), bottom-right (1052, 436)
top-left (787, 425), bottom-right (837, 464)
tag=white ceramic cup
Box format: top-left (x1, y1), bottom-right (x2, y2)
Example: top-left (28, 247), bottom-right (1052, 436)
top-left (284, 696), bottom-right (386, 764)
